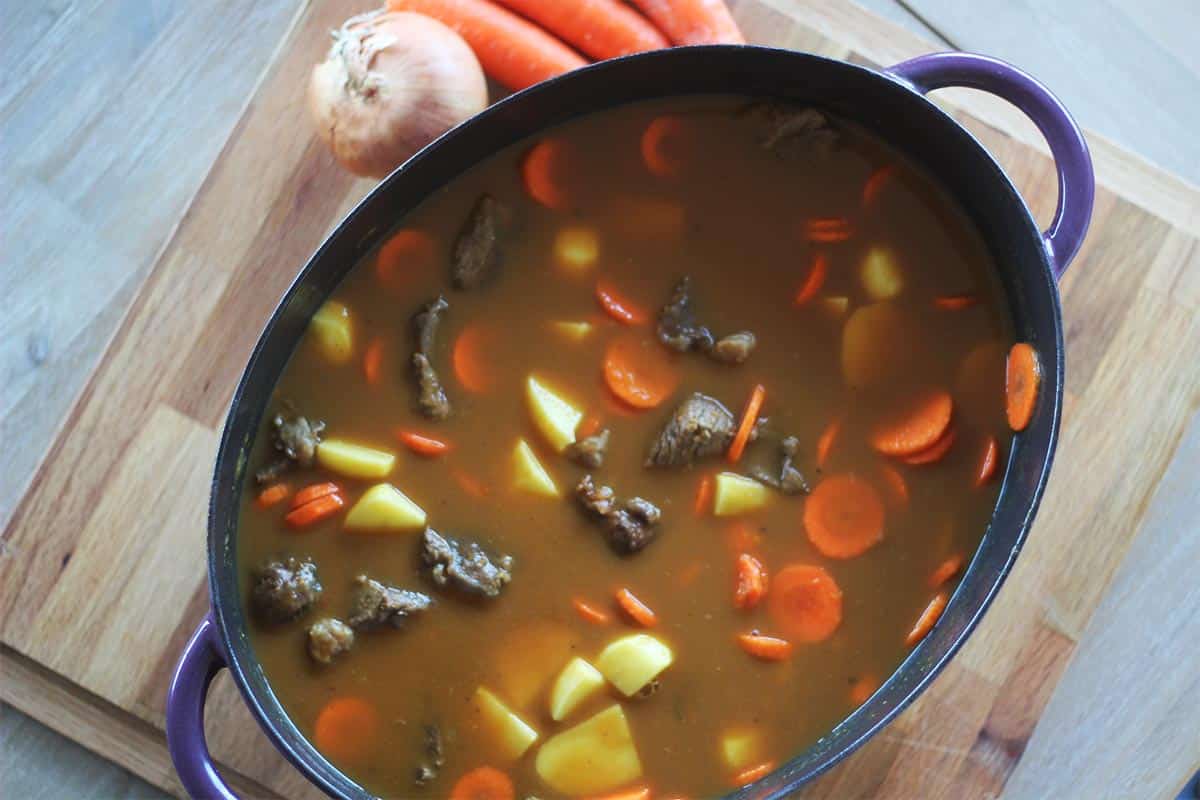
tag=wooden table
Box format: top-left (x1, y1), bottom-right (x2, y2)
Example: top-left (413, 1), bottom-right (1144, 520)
top-left (3, 1), bottom-right (1198, 798)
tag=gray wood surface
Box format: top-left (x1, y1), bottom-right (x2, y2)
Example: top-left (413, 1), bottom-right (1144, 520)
top-left (1, 1), bottom-right (1196, 798)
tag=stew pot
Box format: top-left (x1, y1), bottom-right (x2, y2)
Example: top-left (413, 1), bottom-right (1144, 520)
top-left (167, 46), bottom-right (1093, 799)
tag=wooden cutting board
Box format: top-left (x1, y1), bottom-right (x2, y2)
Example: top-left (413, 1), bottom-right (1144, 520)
top-left (2, 1), bottom-right (1197, 798)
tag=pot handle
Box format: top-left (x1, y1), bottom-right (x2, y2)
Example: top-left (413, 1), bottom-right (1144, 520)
top-left (167, 614), bottom-right (240, 800)
top-left (886, 52), bottom-right (1094, 279)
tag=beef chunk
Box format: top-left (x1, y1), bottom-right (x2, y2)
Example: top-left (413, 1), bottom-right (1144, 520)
top-left (421, 528), bottom-right (513, 598)
top-left (657, 276), bottom-right (714, 353)
top-left (750, 435), bottom-right (810, 495)
top-left (646, 393), bottom-right (736, 467)
top-left (251, 557), bottom-right (322, 624)
top-left (347, 575), bottom-right (432, 630)
top-left (576, 475), bottom-right (662, 555)
top-left (414, 295), bottom-right (448, 356)
top-left (413, 724), bottom-right (445, 786)
top-left (565, 429), bottom-right (610, 468)
top-left (255, 412), bottom-right (325, 484)
top-left (306, 618), bottom-right (354, 664)
top-left (711, 331), bottom-right (757, 364)
top-left (452, 194), bottom-right (509, 289)
top-left (411, 296), bottom-right (451, 420)
top-left (753, 104), bottom-right (838, 155)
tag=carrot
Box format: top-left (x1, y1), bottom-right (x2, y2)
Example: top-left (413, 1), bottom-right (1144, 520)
top-left (452, 468), bottom-right (489, 498)
top-left (849, 674), bottom-right (879, 706)
top-left (615, 587), bottom-right (657, 627)
top-left (726, 383), bottom-right (766, 463)
top-left (285, 493), bottom-right (345, 528)
top-left (387, 0), bottom-right (586, 90)
top-left (314, 697), bottom-right (380, 763)
top-left (816, 416), bottom-right (841, 469)
top-left (363, 336), bottom-right (384, 385)
top-left (861, 164), bottom-right (896, 207)
top-left (627, 0), bottom-right (744, 45)
top-left (933, 293), bottom-right (979, 311)
top-left (573, 598), bottom-right (611, 625)
top-left (869, 389), bottom-right (953, 456)
top-left (901, 426), bottom-right (956, 465)
top-left (906, 592), bottom-right (948, 646)
top-left (929, 554), bottom-right (964, 588)
top-left (793, 252), bottom-right (828, 306)
top-left (804, 474), bottom-right (885, 559)
top-left (727, 522), bottom-right (762, 554)
top-left (396, 429), bottom-right (452, 457)
top-left (737, 632), bottom-right (793, 661)
top-left (878, 463), bottom-right (909, 510)
top-left (641, 115), bottom-right (686, 178)
top-left (449, 765), bottom-right (515, 800)
top-left (595, 280), bottom-right (648, 325)
top-left (1006, 342), bottom-right (1041, 432)
top-left (255, 483), bottom-right (290, 509)
top-left (803, 216), bottom-right (852, 243)
top-left (292, 482), bottom-right (340, 510)
top-left (976, 435), bottom-right (999, 486)
top-left (734, 553), bottom-right (769, 610)
top-left (768, 564), bottom-right (843, 643)
top-left (603, 332), bottom-right (679, 409)
top-left (453, 323), bottom-right (493, 393)
top-left (376, 229), bottom-right (435, 289)
top-left (521, 138), bottom-right (570, 210)
top-left (694, 474), bottom-right (714, 515)
top-left (576, 414), bottom-right (604, 439)
top-left (732, 760), bottom-right (775, 787)
top-left (494, 0), bottom-right (667, 59)
top-left (587, 786), bottom-right (651, 800)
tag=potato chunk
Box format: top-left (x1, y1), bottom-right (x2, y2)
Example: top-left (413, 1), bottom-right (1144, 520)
top-left (534, 705), bottom-right (642, 795)
top-left (343, 484), bottom-right (425, 532)
top-left (309, 301), bottom-right (353, 363)
top-left (473, 687), bottom-right (539, 760)
top-left (549, 657), bottom-right (605, 721)
top-left (594, 634), bottom-right (674, 697)
top-left (721, 727), bottom-right (763, 770)
top-left (841, 302), bottom-right (922, 388)
top-left (550, 320), bottom-right (593, 341)
top-left (860, 246), bottom-right (904, 300)
top-left (492, 622), bottom-right (580, 712)
top-left (554, 227), bottom-right (599, 274)
top-left (712, 472), bottom-right (770, 517)
top-left (526, 375), bottom-right (583, 453)
top-left (512, 439), bottom-right (560, 498)
top-left (316, 439), bottom-right (396, 479)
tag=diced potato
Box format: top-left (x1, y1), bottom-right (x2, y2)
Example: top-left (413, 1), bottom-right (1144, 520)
top-left (712, 472), bottom-right (770, 517)
top-left (842, 302), bottom-right (923, 388)
top-left (534, 705), bottom-right (642, 795)
top-left (550, 320), bottom-right (593, 341)
top-left (309, 301), bottom-right (353, 363)
top-left (343, 483), bottom-right (425, 532)
top-left (512, 439), bottom-right (560, 498)
top-left (473, 687), bottom-right (539, 760)
top-left (594, 634), bottom-right (674, 697)
top-left (720, 727), bottom-right (763, 770)
top-left (860, 246), bottom-right (904, 300)
top-left (493, 622), bottom-right (581, 711)
top-left (526, 375), bottom-right (583, 453)
top-left (316, 439), bottom-right (396, 479)
top-left (822, 295), bottom-right (850, 317)
top-left (549, 657), bottom-right (605, 722)
top-left (554, 227), bottom-right (599, 274)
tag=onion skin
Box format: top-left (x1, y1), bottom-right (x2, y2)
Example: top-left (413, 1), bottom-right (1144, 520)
top-left (309, 11), bottom-right (488, 178)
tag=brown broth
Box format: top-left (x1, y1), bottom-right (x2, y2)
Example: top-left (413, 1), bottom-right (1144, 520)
top-left (238, 96), bottom-right (1013, 799)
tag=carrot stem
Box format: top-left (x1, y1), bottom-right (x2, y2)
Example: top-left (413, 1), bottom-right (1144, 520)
top-left (573, 598), bottom-right (611, 625)
top-left (906, 592), bottom-right (949, 646)
top-left (396, 429), bottom-right (452, 457)
top-left (736, 633), bottom-right (792, 661)
top-left (615, 587), bottom-right (658, 627)
top-left (726, 383), bottom-right (765, 463)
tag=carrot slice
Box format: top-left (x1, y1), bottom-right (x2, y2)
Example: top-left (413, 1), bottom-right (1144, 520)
top-left (363, 336), bottom-right (384, 385)
top-left (733, 553), bottom-right (769, 610)
top-left (314, 697), bottom-right (380, 763)
top-left (396, 430), bottom-right (452, 457)
top-left (768, 564), bottom-right (843, 642)
top-left (816, 416), bottom-right (841, 469)
top-left (255, 483), bottom-right (290, 509)
top-left (491, 0), bottom-right (667, 59)
top-left (869, 390), bottom-right (953, 456)
top-left (595, 280), bottom-right (648, 325)
top-left (694, 474), bottom-right (714, 515)
top-left (521, 138), bottom-right (570, 209)
top-left (861, 164), bottom-right (896, 207)
top-left (452, 469), bottom-right (489, 498)
top-left (878, 463), bottom-right (909, 510)
top-left (573, 598), bottom-right (611, 625)
top-left (376, 229), bottom-right (434, 289)
top-left (603, 332), bottom-right (679, 409)
top-left (736, 632), bottom-right (793, 661)
top-left (576, 414), bottom-right (604, 439)
top-left (1006, 342), bottom-right (1041, 432)
top-left (453, 323), bottom-right (493, 393)
top-left (976, 435), bottom-right (999, 486)
top-left (285, 493), bottom-right (345, 528)
top-left (849, 674), bottom-right (880, 706)
top-left (933, 293), bottom-right (979, 311)
top-left (292, 482), bottom-right (340, 510)
top-left (627, 0), bottom-right (744, 45)
top-left (906, 592), bottom-right (949, 646)
top-left (615, 588), bottom-right (657, 627)
top-left (732, 760), bottom-right (775, 787)
top-left (804, 474), bottom-right (885, 559)
top-left (449, 765), bottom-right (515, 800)
top-left (726, 383), bottom-right (766, 463)
top-left (641, 115), bottom-right (686, 178)
top-left (803, 217), bottom-right (852, 243)
top-left (929, 554), bottom-right (964, 588)
top-left (901, 426), bottom-right (956, 465)
top-left (793, 252), bottom-right (828, 306)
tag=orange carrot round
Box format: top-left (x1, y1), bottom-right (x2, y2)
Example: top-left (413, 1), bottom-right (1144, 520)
top-left (492, 0), bottom-right (668, 59)
top-left (285, 493), bottom-right (345, 528)
top-left (768, 564), bottom-right (843, 643)
top-left (627, 0), bottom-right (745, 45)
top-left (816, 416), bottom-right (841, 469)
top-left (396, 429), bottom-right (452, 457)
top-left (363, 336), bottom-right (384, 385)
top-left (906, 592), bottom-right (948, 646)
top-left (929, 554), bottom-right (964, 588)
top-left (1006, 342), bottom-right (1041, 431)
top-left (595, 280), bottom-right (648, 324)
top-left (736, 632), bottom-right (792, 661)
top-left (255, 483), bottom-right (290, 509)
top-left (726, 383), bottom-right (766, 463)
top-left (975, 435), bottom-right (999, 486)
top-left (731, 760), bottom-right (776, 787)
top-left (933, 293), bottom-right (979, 311)
top-left (803, 216), bottom-right (852, 243)
top-left (861, 164), bottom-right (896, 207)
top-left (793, 252), bottom-right (828, 306)
top-left (849, 674), bottom-right (879, 706)
top-left (314, 697), bottom-right (380, 764)
top-left (453, 323), bottom-right (493, 393)
top-left (804, 474), bottom-right (885, 559)
top-left (641, 115), bottom-right (687, 178)
top-left (615, 587), bottom-right (657, 627)
top-left (573, 598), bottom-right (611, 625)
top-left (869, 390), bottom-right (953, 456)
top-left (292, 482), bottom-right (340, 510)
top-left (877, 463), bottom-right (909, 510)
top-left (602, 333), bottom-right (679, 409)
top-left (901, 426), bottom-right (956, 465)
top-left (733, 553), bottom-right (769, 610)
top-left (521, 138), bottom-right (570, 210)
top-left (376, 229), bottom-right (435, 289)
top-left (449, 765), bottom-right (515, 800)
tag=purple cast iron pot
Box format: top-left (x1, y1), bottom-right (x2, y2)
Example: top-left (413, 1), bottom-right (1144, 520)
top-left (168, 47), bottom-right (1093, 799)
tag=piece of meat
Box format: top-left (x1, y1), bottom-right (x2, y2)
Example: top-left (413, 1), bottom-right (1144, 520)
top-left (711, 331), bottom-right (757, 364)
top-left (646, 393), bottom-right (736, 467)
top-left (656, 276), bottom-right (714, 353)
top-left (576, 474), bottom-right (617, 517)
top-left (251, 557), bottom-right (322, 624)
top-left (306, 618), bottom-right (354, 664)
top-left (255, 412), bottom-right (325, 484)
top-left (411, 296), bottom-right (452, 420)
top-left (414, 295), bottom-right (448, 356)
top-left (347, 575), bottom-right (433, 630)
top-left (451, 194), bottom-right (509, 289)
top-left (754, 104), bottom-right (838, 155)
top-left (421, 528), bottom-right (513, 598)
top-left (750, 435), bottom-right (810, 495)
top-left (413, 724), bottom-right (444, 786)
top-left (576, 475), bottom-right (662, 555)
top-left (565, 429), bottom-right (610, 469)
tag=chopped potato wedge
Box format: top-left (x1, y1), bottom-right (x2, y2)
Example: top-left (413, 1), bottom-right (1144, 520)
top-left (316, 439), bottom-right (396, 479)
top-left (594, 634), bottom-right (674, 697)
top-left (549, 657), bottom-right (605, 721)
top-left (712, 472), bottom-right (770, 517)
top-left (554, 227), bottom-right (599, 274)
top-left (512, 439), bottom-right (560, 498)
top-left (526, 376), bottom-right (583, 453)
top-left (721, 727), bottom-right (763, 770)
top-left (822, 295), bottom-right (850, 317)
top-left (309, 301), bottom-right (353, 363)
top-left (535, 705), bottom-right (642, 795)
top-left (860, 246), bottom-right (904, 300)
top-left (550, 320), bottom-right (593, 341)
top-left (474, 687), bottom-right (539, 760)
top-left (343, 483), bottom-right (425, 532)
